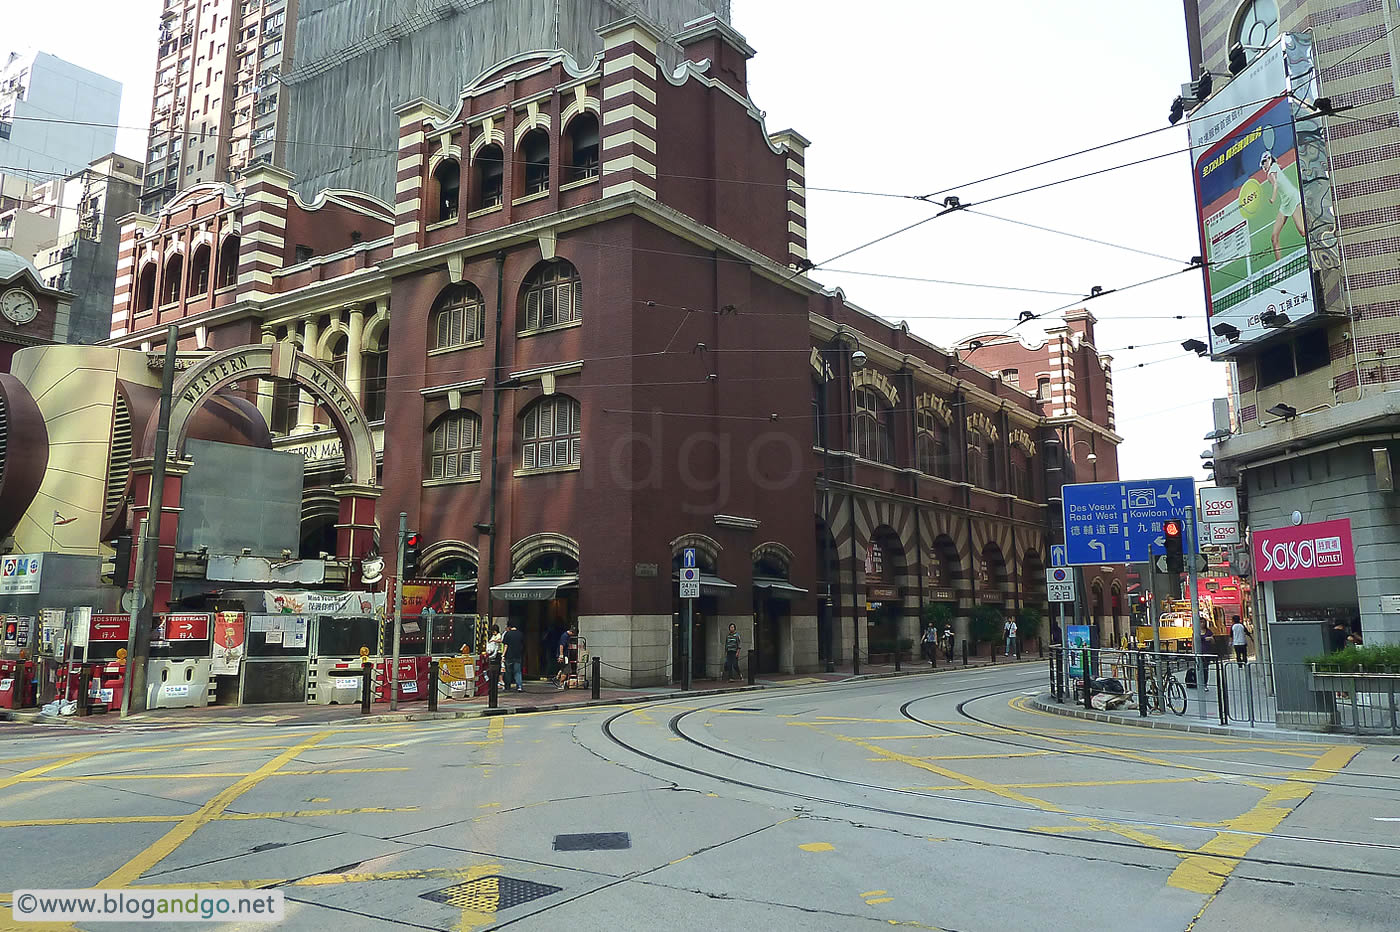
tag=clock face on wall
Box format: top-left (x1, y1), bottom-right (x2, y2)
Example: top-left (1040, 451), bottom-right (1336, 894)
top-left (1, 288), bottom-right (39, 326)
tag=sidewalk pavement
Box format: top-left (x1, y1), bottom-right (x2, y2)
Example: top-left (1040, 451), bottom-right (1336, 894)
top-left (1029, 689), bottom-right (1400, 746)
top-left (0, 652), bottom-right (1040, 729)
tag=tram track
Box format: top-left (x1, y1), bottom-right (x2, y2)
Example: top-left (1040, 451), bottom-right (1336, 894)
top-left (895, 678), bottom-right (1400, 794)
top-left (594, 669), bottom-right (1400, 883)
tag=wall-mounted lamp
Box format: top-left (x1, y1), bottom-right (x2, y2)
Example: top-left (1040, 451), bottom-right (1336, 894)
top-left (1266, 403), bottom-right (1298, 421)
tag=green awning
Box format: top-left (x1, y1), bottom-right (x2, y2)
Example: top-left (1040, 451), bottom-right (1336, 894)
top-left (753, 576), bottom-right (809, 600)
top-left (491, 575), bottom-right (578, 601)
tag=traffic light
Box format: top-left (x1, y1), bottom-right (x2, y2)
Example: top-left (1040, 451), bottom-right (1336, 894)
top-left (1164, 520), bottom-right (1184, 574)
top-left (112, 534), bottom-right (133, 589)
top-left (1132, 594), bottom-right (1147, 617)
top-left (1168, 96), bottom-right (1185, 125)
top-left (403, 532), bottom-right (420, 579)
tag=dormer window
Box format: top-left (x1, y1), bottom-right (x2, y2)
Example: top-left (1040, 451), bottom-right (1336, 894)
top-left (433, 158), bottom-right (460, 221)
top-left (565, 113), bottom-right (600, 183)
top-left (521, 129), bottom-right (550, 195)
top-left (475, 144), bottom-right (504, 210)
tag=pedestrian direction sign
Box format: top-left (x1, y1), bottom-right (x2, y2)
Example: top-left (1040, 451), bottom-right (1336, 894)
top-left (1062, 477), bottom-right (1196, 566)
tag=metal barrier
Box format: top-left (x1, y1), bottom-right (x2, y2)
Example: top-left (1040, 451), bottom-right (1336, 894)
top-left (1050, 645), bottom-right (1226, 724)
top-left (1216, 660), bottom-right (1400, 735)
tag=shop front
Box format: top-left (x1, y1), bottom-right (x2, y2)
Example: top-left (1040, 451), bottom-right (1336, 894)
top-left (492, 553), bottom-right (579, 682)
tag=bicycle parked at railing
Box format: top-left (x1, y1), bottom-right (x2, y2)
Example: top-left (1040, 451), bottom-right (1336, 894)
top-left (1143, 657), bottom-right (1187, 716)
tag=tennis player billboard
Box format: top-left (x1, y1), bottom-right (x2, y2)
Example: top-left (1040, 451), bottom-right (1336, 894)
top-left (1188, 36), bottom-right (1325, 358)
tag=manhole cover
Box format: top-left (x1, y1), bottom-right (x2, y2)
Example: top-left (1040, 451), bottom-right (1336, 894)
top-left (420, 876), bottom-right (561, 912)
top-left (553, 832), bottom-right (631, 851)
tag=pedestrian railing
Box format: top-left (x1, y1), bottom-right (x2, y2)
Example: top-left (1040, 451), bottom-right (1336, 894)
top-left (1049, 645), bottom-right (1227, 725)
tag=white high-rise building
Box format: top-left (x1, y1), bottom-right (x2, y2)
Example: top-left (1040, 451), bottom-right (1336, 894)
top-left (0, 50), bottom-right (122, 182)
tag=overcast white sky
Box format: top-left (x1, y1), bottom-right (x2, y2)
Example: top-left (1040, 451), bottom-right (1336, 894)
top-left (8, 0), bottom-right (1225, 483)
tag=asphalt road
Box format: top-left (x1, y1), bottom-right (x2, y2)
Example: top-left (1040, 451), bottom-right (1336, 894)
top-left (2, 663), bottom-right (1397, 931)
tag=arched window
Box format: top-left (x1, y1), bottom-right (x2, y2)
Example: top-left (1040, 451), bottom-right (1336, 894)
top-left (189, 243), bottom-right (211, 295)
top-left (1235, 0), bottom-right (1278, 49)
top-left (565, 113), bottom-right (600, 183)
top-left (521, 128), bottom-right (550, 196)
top-left (852, 387), bottom-right (894, 464)
top-left (430, 283), bottom-right (485, 350)
top-left (915, 409), bottom-right (949, 477)
top-left (475, 144), bottom-right (504, 210)
top-left (433, 158), bottom-right (460, 222)
top-left (1010, 449), bottom-right (1032, 500)
top-left (162, 251), bottom-right (184, 304)
top-left (966, 429), bottom-right (986, 488)
top-left (362, 329), bottom-right (388, 421)
top-left (328, 332), bottom-right (348, 382)
top-left (428, 412), bottom-right (482, 480)
top-left (521, 395), bottom-right (581, 471)
top-left (217, 234), bottom-right (239, 289)
top-left (136, 263), bottom-right (156, 314)
top-left (519, 260), bottom-right (581, 332)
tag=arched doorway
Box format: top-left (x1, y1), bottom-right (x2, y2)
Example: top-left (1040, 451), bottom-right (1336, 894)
top-left (815, 519), bottom-right (840, 668)
top-left (493, 534), bottom-right (580, 682)
top-left (670, 534), bottom-right (731, 682)
top-left (977, 542), bottom-right (1011, 655)
top-left (927, 533), bottom-right (964, 652)
top-left (1021, 550), bottom-right (1047, 649)
top-left (420, 540), bottom-right (479, 614)
top-left (866, 527), bottom-right (908, 663)
top-left (752, 541), bottom-right (806, 675)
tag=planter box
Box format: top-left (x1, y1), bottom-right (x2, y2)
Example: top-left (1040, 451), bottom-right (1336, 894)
top-left (1309, 669), bottom-right (1400, 694)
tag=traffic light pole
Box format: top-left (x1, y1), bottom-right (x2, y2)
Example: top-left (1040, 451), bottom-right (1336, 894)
top-left (1186, 506), bottom-right (1208, 720)
top-left (391, 512), bottom-right (406, 712)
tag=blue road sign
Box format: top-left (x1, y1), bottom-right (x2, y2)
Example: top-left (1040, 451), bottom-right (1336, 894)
top-left (1050, 545), bottom-right (1067, 568)
top-left (682, 548), bottom-right (697, 569)
top-left (1061, 477), bottom-right (1196, 566)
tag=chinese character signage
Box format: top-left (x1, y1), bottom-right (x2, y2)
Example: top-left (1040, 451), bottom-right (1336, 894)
top-left (1253, 518), bottom-right (1355, 582)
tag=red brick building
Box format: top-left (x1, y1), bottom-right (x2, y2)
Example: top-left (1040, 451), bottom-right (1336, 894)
top-left (89, 15), bottom-right (1123, 684)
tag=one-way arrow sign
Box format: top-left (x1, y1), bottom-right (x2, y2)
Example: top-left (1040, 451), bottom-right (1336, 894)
top-left (1156, 554), bottom-right (1208, 574)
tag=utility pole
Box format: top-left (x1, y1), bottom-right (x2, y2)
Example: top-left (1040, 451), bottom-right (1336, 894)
top-left (391, 512), bottom-right (406, 712)
top-left (119, 517), bottom-right (147, 718)
top-left (127, 325), bottom-right (179, 714)
top-left (1186, 506), bottom-right (1208, 720)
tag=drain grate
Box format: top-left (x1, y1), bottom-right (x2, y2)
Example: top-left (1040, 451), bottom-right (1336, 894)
top-left (420, 876), bottom-right (561, 912)
top-left (552, 832), bottom-right (631, 851)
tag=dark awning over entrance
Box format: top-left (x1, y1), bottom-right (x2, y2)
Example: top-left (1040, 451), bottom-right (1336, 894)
top-left (753, 576), bottom-right (809, 600)
top-left (491, 575), bottom-right (578, 601)
top-left (672, 572), bottom-right (737, 597)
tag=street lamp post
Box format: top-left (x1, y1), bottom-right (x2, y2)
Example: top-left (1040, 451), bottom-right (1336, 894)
top-left (818, 334), bottom-right (866, 675)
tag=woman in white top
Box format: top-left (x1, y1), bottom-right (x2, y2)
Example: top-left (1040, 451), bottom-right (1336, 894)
top-left (1260, 151), bottom-right (1305, 261)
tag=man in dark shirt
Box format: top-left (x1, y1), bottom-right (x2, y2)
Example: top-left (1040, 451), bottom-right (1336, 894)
top-left (724, 624), bottom-right (741, 682)
top-left (502, 622), bottom-right (525, 692)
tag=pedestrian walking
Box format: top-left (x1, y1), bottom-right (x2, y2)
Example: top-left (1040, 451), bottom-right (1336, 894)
top-left (1003, 617), bottom-right (1018, 657)
top-left (502, 621), bottom-right (525, 692)
top-left (1230, 615), bottom-right (1251, 667)
top-left (723, 623), bottom-right (742, 682)
top-left (554, 625), bottom-right (574, 690)
top-left (942, 624), bottom-right (955, 663)
top-left (922, 624), bottom-right (938, 667)
top-left (485, 624), bottom-right (504, 690)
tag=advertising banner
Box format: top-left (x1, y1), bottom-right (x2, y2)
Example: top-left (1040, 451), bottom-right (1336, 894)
top-left (1066, 624), bottom-right (1092, 678)
top-left (263, 590), bottom-right (385, 617)
top-left (1188, 34), bottom-right (1337, 356)
top-left (0, 554), bottom-right (43, 595)
top-left (1253, 518), bottom-right (1355, 582)
top-left (388, 580), bottom-right (456, 616)
top-left (212, 611), bottom-right (245, 675)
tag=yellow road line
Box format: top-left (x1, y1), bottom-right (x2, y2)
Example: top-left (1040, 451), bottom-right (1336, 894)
top-left (18, 767), bottom-right (409, 784)
top-left (1168, 744), bottom-right (1362, 897)
top-left (456, 861), bottom-right (505, 931)
top-left (0, 754), bottom-right (93, 793)
top-left (0, 806), bottom-right (418, 829)
top-left (790, 723), bottom-right (1066, 813)
top-left (96, 731), bottom-right (331, 888)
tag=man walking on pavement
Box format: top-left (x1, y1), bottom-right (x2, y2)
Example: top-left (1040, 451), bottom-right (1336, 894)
top-left (724, 623), bottom-right (742, 682)
top-left (1230, 615), bottom-right (1251, 667)
top-left (942, 624), bottom-right (955, 663)
top-left (502, 621), bottom-right (525, 692)
top-left (1003, 615), bottom-right (1018, 657)
top-left (922, 624), bottom-right (938, 667)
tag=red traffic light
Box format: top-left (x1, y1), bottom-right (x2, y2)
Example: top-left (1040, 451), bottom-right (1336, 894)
top-left (405, 534), bottom-right (420, 547)
top-left (1163, 520), bottom-right (1181, 538)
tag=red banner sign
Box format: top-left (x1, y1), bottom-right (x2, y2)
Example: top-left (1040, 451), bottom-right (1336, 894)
top-left (88, 614), bottom-right (131, 642)
top-left (1253, 519), bottom-right (1355, 582)
top-left (164, 613), bottom-right (211, 640)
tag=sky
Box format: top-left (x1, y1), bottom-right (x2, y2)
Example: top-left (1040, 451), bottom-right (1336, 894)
top-left (6, 0), bottom-right (1226, 483)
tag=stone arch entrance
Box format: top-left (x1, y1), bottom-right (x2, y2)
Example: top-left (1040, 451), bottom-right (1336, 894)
top-left (130, 344), bottom-right (381, 611)
top-left (867, 526), bottom-right (909, 663)
top-left (1021, 550), bottom-right (1047, 647)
